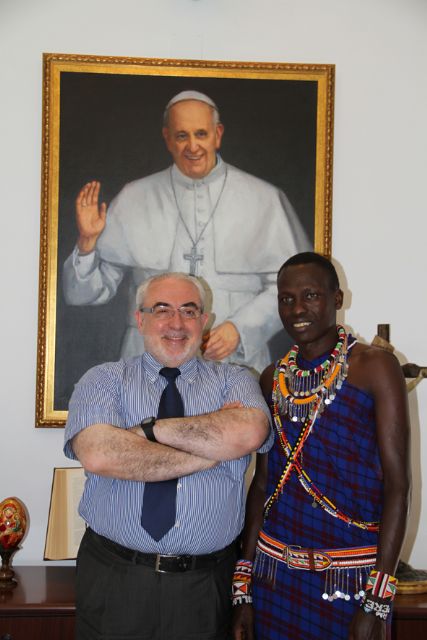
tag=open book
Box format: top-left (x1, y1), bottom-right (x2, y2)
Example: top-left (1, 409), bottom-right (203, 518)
top-left (44, 467), bottom-right (87, 560)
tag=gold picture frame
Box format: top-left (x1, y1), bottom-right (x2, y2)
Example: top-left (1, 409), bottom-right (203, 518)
top-left (36, 52), bottom-right (335, 427)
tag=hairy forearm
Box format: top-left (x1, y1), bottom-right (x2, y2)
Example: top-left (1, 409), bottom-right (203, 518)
top-left (154, 407), bottom-right (269, 460)
top-left (72, 423), bottom-right (216, 481)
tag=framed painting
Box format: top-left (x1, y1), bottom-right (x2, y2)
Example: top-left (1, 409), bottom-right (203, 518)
top-left (36, 53), bottom-right (335, 426)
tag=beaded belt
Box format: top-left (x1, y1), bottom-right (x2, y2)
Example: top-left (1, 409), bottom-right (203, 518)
top-left (257, 530), bottom-right (377, 571)
top-left (88, 528), bottom-right (236, 573)
top-left (255, 530), bottom-right (377, 601)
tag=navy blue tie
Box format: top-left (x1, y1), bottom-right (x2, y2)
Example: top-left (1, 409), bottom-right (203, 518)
top-left (141, 367), bottom-right (184, 541)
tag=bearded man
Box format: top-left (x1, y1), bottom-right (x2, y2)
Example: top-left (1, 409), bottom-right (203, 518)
top-left (65, 271), bottom-right (273, 639)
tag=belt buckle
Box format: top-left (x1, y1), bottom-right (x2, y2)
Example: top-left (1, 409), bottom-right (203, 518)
top-left (155, 554), bottom-right (169, 573)
top-left (284, 544), bottom-right (301, 570)
top-left (314, 551), bottom-right (332, 571)
top-left (155, 554), bottom-right (187, 573)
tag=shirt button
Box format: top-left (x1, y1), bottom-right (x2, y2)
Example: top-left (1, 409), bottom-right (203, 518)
top-left (175, 521), bottom-right (180, 528)
top-left (177, 483), bottom-right (182, 489)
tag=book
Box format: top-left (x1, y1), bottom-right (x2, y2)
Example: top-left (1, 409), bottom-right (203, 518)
top-left (44, 466), bottom-right (86, 560)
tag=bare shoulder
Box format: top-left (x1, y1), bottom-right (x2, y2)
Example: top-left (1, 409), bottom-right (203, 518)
top-left (348, 342), bottom-right (405, 395)
top-left (350, 342), bottom-right (402, 368)
top-left (259, 363), bottom-right (275, 397)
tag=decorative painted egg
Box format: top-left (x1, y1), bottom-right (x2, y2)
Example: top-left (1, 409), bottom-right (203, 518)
top-left (0, 497), bottom-right (27, 551)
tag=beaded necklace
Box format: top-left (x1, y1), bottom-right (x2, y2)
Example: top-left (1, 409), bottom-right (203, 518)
top-left (264, 325), bottom-right (379, 532)
top-left (276, 325), bottom-right (349, 422)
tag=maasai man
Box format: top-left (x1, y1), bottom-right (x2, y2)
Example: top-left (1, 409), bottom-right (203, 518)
top-left (232, 252), bottom-right (411, 640)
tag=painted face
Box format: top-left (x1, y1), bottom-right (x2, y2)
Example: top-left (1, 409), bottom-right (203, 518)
top-left (162, 100), bottom-right (224, 179)
top-left (277, 263), bottom-right (343, 353)
top-left (136, 277), bottom-right (209, 367)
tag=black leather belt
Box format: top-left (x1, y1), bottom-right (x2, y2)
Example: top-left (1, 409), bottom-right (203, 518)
top-left (88, 528), bottom-right (236, 573)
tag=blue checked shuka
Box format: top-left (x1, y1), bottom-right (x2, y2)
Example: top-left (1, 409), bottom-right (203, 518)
top-left (253, 345), bottom-right (386, 639)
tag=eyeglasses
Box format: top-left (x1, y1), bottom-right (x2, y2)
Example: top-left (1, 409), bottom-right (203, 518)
top-left (139, 304), bottom-right (203, 320)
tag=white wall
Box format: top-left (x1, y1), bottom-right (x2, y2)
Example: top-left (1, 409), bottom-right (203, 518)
top-left (1, 0), bottom-right (426, 567)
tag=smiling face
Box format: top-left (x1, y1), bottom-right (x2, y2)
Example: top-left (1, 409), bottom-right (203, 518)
top-left (277, 263), bottom-right (343, 357)
top-left (136, 276), bottom-right (208, 367)
top-left (162, 100), bottom-right (224, 179)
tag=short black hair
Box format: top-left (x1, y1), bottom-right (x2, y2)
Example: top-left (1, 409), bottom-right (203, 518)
top-left (277, 252), bottom-right (340, 291)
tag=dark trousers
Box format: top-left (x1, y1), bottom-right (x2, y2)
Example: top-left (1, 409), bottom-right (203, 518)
top-left (76, 529), bottom-right (236, 640)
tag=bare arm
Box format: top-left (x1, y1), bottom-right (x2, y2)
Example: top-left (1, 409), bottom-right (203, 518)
top-left (153, 406), bottom-right (270, 460)
top-left (232, 453), bottom-right (269, 640)
top-left (240, 453), bottom-right (269, 560)
top-left (349, 347), bottom-right (411, 573)
top-left (370, 352), bottom-right (411, 573)
top-left (238, 365), bottom-right (274, 559)
top-left (348, 347), bottom-right (411, 640)
top-left (232, 365), bottom-right (274, 640)
top-left (72, 423), bottom-right (216, 481)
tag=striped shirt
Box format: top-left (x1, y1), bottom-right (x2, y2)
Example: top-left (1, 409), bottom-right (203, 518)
top-left (64, 352), bottom-right (273, 554)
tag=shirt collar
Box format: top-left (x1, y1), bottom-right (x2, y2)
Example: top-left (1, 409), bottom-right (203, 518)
top-left (171, 155), bottom-right (226, 188)
top-left (142, 351), bottom-right (200, 384)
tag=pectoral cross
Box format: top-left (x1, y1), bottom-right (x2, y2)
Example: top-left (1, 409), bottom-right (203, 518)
top-left (184, 245), bottom-right (204, 276)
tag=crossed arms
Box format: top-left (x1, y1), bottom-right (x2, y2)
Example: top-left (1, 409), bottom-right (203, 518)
top-left (72, 405), bottom-right (269, 482)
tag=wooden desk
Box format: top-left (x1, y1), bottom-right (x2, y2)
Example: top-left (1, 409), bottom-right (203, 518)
top-left (393, 591), bottom-right (427, 639)
top-left (0, 566), bottom-right (75, 640)
top-left (1, 566), bottom-right (426, 639)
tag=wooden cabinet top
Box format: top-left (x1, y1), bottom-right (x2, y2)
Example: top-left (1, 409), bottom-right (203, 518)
top-left (0, 566), bottom-right (75, 614)
top-left (1, 565), bottom-right (427, 620)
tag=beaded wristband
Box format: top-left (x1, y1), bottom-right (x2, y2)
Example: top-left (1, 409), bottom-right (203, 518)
top-left (232, 559), bottom-right (253, 606)
top-left (365, 569), bottom-right (398, 600)
top-left (361, 597), bottom-right (392, 621)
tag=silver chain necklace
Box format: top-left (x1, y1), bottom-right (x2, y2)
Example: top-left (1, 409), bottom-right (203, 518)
top-left (170, 166), bottom-right (228, 275)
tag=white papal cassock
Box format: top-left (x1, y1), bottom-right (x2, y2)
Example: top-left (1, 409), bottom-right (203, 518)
top-left (63, 157), bottom-right (310, 373)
